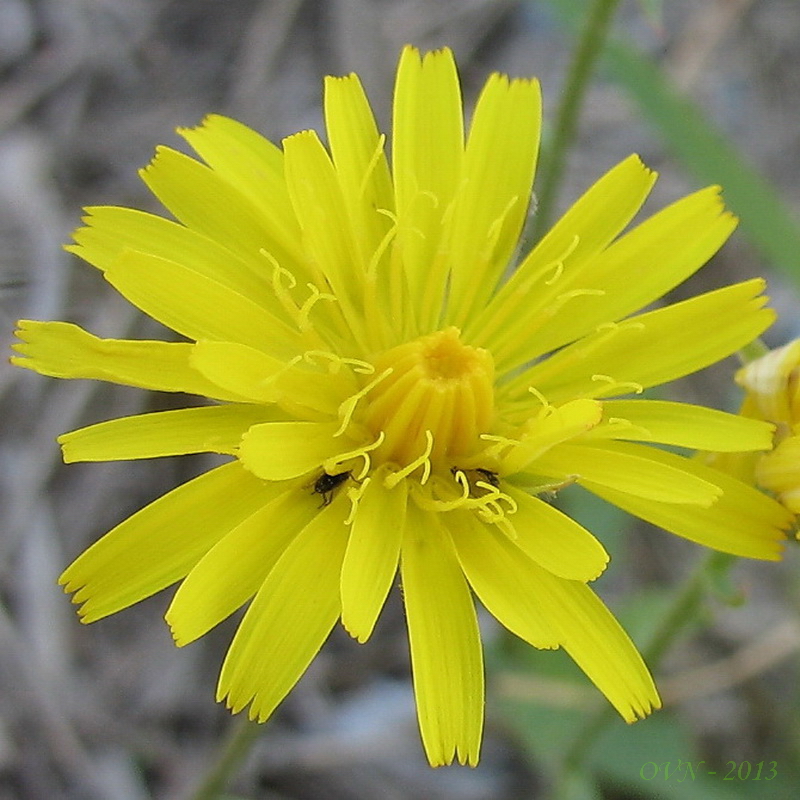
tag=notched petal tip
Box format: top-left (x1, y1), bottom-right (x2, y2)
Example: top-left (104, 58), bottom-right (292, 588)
top-left (175, 112), bottom-right (237, 144)
top-left (14, 319), bottom-right (36, 335)
top-left (339, 616), bottom-right (371, 645)
top-left (138, 144), bottom-right (177, 178)
top-left (222, 690), bottom-right (259, 719)
top-left (756, 543), bottom-right (786, 562)
top-left (584, 552), bottom-right (611, 583)
top-left (324, 71), bottom-right (360, 87)
top-left (629, 692), bottom-right (662, 723)
top-left (11, 318), bottom-right (36, 343)
top-left (70, 606), bottom-right (92, 625)
top-left (625, 152), bottom-right (657, 182)
top-left (60, 580), bottom-right (100, 625)
top-left (57, 567), bottom-right (79, 591)
top-left (397, 43), bottom-right (457, 77)
top-left (175, 114), bottom-right (217, 137)
top-left (425, 742), bottom-right (480, 769)
top-left (164, 613), bottom-right (192, 648)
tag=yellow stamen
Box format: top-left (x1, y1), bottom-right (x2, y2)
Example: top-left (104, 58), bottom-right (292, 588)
top-left (344, 476), bottom-right (371, 525)
top-left (267, 256), bottom-right (338, 348)
top-left (323, 431), bottom-right (385, 480)
top-left (527, 385), bottom-right (551, 410)
top-left (467, 234), bottom-right (582, 345)
top-left (358, 133), bottom-right (388, 198)
top-left (384, 430), bottom-right (434, 488)
top-left (302, 350), bottom-right (374, 375)
top-left (336, 368), bottom-right (393, 435)
top-left (299, 284), bottom-right (336, 329)
top-left (589, 375), bottom-right (644, 399)
top-left (479, 433), bottom-right (521, 462)
top-left (412, 475), bottom-right (518, 538)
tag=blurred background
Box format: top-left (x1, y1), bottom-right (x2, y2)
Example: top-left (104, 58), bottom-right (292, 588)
top-left (1, 1), bottom-right (799, 798)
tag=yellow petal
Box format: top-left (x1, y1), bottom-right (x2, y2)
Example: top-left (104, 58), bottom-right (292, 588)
top-left (340, 471), bottom-right (406, 642)
top-left (238, 421), bottom-right (342, 480)
top-left (104, 249), bottom-right (301, 359)
top-left (11, 320), bottom-right (246, 400)
top-left (447, 73), bottom-right (542, 326)
top-left (596, 399), bottom-right (775, 452)
top-left (392, 46), bottom-right (464, 317)
top-left (401, 503), bottom-right (483, 767)
top-left (505, 487), bottom-right (609, 581)
top-left (757, 436), bottom-right (800, 492)
top-left (757, 436), bottom-right (800, 513)
top-left (735, 338), bottom-right (800, 424)
top-left (471, 154), bottom-right (656, 358)
top-left (216, 494), bottom-right (350, 721)
top-left (166, 484), bottom-right (316, 645)
top-left (449, 511), bottom-right (560, 649)
top-left (530, 569), bottom-right (661, 722)
top-left (324, 73), bottom-right (394, 265)
top-left (59, 405), bottom-right (282, 463)
top-left (139, 145), bottom-right (302, 273)
top-left (501, 398), bottom-right (603, 473)
top-left (68, 206), bottom-right (273, 303)
top-left (189, 340), bottom-right (288, 402)
top-left (493, 187), bottom-right (736, 368)
top-left (585, 442), bottom-right (791, 559)
top-left (177, 115), bottom-right (302, 259)
top-left (283, 130), bottom-right (364, 324)
top-left (507, 279), bottom-right (774, 402)
top-left (454, 512), bottom-right (657, 722)
top-left (60, 462), bottom-right (275, 622)
top-left (536, 441), bottom-right (722, 506)
top-left (190, 340), bottom-right (343, 415)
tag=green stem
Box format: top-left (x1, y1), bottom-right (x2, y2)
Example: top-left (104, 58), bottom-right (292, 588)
top-left (188, 715), bottom-right (262, 800)
top-left (553, 550), bottom-right (734, 796)
top-left (531, 0), bottom-right (623, 243)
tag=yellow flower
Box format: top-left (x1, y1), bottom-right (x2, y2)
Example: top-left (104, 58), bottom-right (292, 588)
top-left (11, 47), bottom-right (792, 766)
top-left (727, 340), bottom-right (800, 516)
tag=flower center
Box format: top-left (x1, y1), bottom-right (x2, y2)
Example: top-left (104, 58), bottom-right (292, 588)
top-left (364, 327), bottom-right (495, 469)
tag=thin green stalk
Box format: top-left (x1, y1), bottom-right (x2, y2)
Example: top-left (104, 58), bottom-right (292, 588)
top-left (643, 552), bottom-right (735, 668)
top-left (552, 550), bottom-right (735, 797)
top-left (188, 715), bottom-right (262, 800)
top-left (531, 0), bottom-right (623, 242)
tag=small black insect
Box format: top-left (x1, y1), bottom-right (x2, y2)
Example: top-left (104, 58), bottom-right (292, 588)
top-left (313, 471), bottom-right (351, 507)
top-left (451, 467), bottom-right (501, 494)
top-left (474, 468), bottom-right (500, 488)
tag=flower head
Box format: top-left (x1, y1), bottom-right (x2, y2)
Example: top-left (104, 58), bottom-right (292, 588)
top-left (714, 340), bottom-right (800, 517)
top-left (11, 47), bottom-right (792, 766)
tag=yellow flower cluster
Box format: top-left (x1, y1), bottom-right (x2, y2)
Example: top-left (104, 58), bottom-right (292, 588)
top-left (11, 47), bottom-right (792, 766)
top-left (729, 340), bottom-right (800, 516)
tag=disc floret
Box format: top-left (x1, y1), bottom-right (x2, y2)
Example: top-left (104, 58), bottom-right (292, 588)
top-left (364, 327), bottom-right (495, 469)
